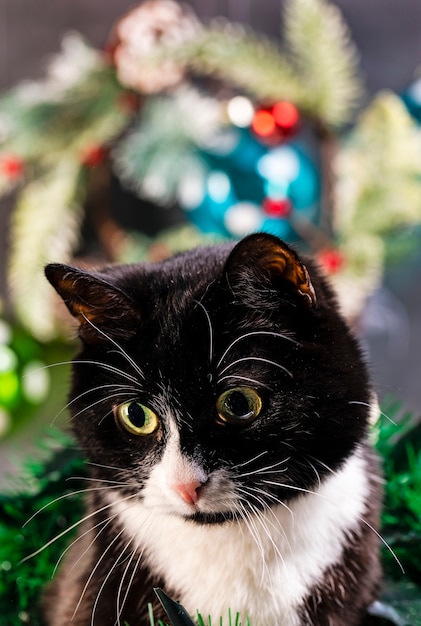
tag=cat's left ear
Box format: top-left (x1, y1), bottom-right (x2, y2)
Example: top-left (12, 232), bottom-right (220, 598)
top-left (45, 263), bottom-right (140, 343)
top-left (224, 233), bottom-right (316, 307)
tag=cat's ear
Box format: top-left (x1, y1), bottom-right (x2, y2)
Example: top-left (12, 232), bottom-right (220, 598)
top-left (224, 233), bottom-right (316, 307)
top-left (45, 263), bottom-right (140, 343)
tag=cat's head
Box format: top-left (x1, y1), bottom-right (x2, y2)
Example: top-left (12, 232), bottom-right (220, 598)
top-left (45, 233), bottom-right (372, 524)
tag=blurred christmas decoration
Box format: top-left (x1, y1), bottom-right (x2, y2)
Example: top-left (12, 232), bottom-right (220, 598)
top-left (1, 0), bottom-right (421, 340)
top-left (0, 431), bottom-right (85, 626)
top-left (111, 0), bottom-right (201, 93)
top-left (0, 309), bottom-right (50, 439)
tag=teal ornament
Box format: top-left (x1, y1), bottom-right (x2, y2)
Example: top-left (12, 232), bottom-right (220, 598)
top-left (402, 78), bottom-right (421, 121)
top-left (178, 127), bottom-right (319, 241)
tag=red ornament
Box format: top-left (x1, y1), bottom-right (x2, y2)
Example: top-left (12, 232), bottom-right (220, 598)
top-left (0, 155), bottom-right (24, 180)
top-left (81, 145), bottom-right (107, 168)
top-left (272, 101), bottom-right (299, 131)
top-left (251, 110), bottom-right (276, 138)
top-left (252, 101), bottom-right (300, 144)
top-left (262, 197), bottom-right (292, 218)
top-left (318, 249), bottom-right (345, 274)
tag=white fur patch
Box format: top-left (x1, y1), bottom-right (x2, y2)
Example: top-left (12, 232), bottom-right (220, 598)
top-left (108, 446), bottom-right (370, 626)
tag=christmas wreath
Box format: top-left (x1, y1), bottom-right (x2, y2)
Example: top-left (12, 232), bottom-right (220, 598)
top-left (1, 0), bottom-right (421, 340)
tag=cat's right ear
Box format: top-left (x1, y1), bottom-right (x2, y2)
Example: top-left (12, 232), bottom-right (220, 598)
top-left (45, 263), bottom-right (140, 344)
top-left (224, 233), bottom-right (316, 308)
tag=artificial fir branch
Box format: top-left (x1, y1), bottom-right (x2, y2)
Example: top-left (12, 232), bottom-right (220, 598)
top-left (336, 91), bottom-right (421, 236)
top-left (375, 400), bottom-right (421, 583)
top-left (0, 431), bottom-right (85, 626)
top-left (0, 63), bottom-right (127, 167)
top-left (169, 23), bottom-right (304, 108)
top-left (2, 41), bottom-right (131, 340)
top-left (328, 91), bottom-right (421, 319)
top-left (113, 88), bottom-right (221, 205)
top-left (284, 0), bottom-right (362, 127)
top-left (8, 160), bottom-right (86, 341)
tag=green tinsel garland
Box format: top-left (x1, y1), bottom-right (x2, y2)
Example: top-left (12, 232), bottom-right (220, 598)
top-left (0, 432), bottom-right (85, 626)
top-left (1, 407), bottom-right (420, 626)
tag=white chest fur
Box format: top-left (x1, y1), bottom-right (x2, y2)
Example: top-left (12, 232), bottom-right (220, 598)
top-left (107, 448), bottom-right (370, 626)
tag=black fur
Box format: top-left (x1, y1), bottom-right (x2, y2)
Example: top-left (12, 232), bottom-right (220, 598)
top-left (43, 234), bottom-right (382, 625)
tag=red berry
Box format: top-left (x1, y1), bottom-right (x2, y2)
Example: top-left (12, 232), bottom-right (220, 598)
top-left (81, 145), bottom-right (107, 168)
top-left (272, 101), bottom-right (299, 130)
top-left (318, 249), bottom-right (345, 274)
top-left (252, 110), bottom-right (276, 137)
top-left (0, 155), bottom-right (24, 179)
top-left (262, 197), bottom-right (292, 218)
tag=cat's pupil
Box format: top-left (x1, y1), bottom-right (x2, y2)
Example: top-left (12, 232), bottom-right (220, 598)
top-left (226, 391), bottom-right (251, 418)
top-left (128, 403), bottom-right (146, 428)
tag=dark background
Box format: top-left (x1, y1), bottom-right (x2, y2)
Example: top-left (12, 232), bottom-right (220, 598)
top-left (1, 0), bottom-right (421, 415)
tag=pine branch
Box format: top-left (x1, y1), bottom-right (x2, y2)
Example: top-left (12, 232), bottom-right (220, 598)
top-left (336, 91), bottom-right (421, 236)
top-left (329, 91), bottom-right (421, 318)
top-left (113, 88), bottom-right (219, 205)
top-left (375, 401), bottom-right (421, 581)
top-left (175, 22), bottom-right (304, 105)
top-left (284, 0), bottom-right (363, 127)
top-left (0, 63), bottom-right (128, 164)
top-left (8, 159), bottom-right (85, 340)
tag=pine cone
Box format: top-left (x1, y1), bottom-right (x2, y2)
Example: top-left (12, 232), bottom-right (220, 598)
top-left (112, 0), bottom-right (201, 94)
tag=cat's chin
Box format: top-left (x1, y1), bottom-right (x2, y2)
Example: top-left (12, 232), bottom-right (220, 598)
top-left (182, 510), bottom-right (237, 525)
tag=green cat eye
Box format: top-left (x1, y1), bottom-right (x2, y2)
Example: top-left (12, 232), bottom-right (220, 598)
top-left (116, 401), bottom-right (159, 436)
top-left (216, 387), bottom-right (262, 425)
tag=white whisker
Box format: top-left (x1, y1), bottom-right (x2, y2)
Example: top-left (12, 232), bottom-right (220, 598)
top-left (218, 356), bottom-right (293, 379)
top-left (69, 390), bottom-right (138, 423)
top-left (236, 500), bottom-right (268, 584)
top-left (194, 299), bottom-right (214, 367)
top-left (216, 330), bottom-right (298, 369)
top-left (51, 384), bottom-right (140, 426)
top-left (217, 374), bottom-right (272, 390)
top-left (232, 451), bottom-right (268, 471)
top-left (249, 485), bottom-right (295, 521)
top-left (87, 462), bottom-right (129, 472)
top-left (115, 537), bottom-right (148, 626)
top-left (39, 360), bottom-right (141, 387)
top-left (246, 498), bottom-right (289, 584)
top-left (348, 400), bottom-right (397, 425)
top-left (73, 527), bottom-right (125, 622)
top-left (54, 514), bottom-right (113, 578)
top-left (261, 479), bottom-right (404, 573)
top-left (89, 536), bottom-right (133, 626)
top-left (307, 456), bottom-right (337, 476)
top-left (306, 460), bottom-right (322, 488)
top-left (81, 313), bottom-right (145, 382)
top-left (261, 479), bottom-right (322, 498)
top-left (359, 517), bottom-right (405, 574)
top-left (23, 485), bottom-right (122, 527)
top-left (67, 477), bottom-right (132, 486)
top-left (235, 458), bottom-right (290, 480)
top-left (21, 493), bottom-right (137, 564)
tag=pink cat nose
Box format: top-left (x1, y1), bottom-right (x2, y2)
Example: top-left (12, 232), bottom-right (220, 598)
top-left (172, 480), bottom-right (203, 505)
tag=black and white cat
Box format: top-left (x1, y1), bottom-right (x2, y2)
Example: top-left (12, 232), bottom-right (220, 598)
top-left (44, 233), bottom-right (382, 626)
